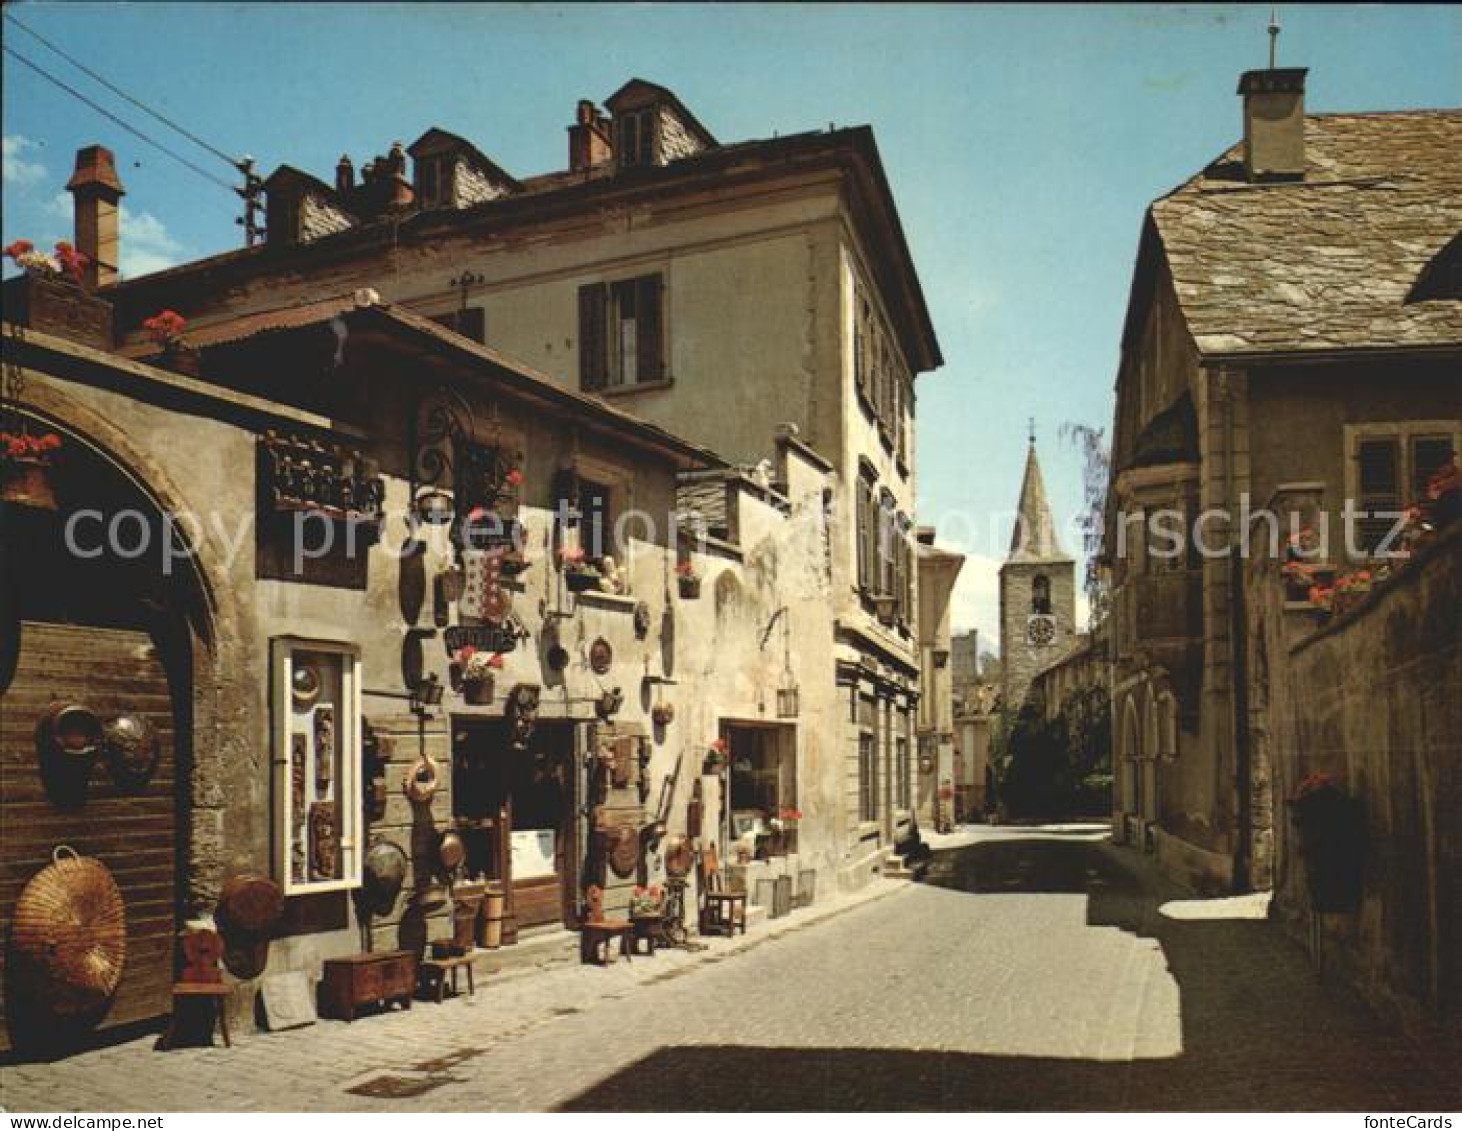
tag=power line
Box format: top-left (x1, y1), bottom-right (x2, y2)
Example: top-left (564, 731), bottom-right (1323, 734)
top-left (2, 45), bottom-right (238, 195)
top-left (4, 11), bottom-right (241, 171)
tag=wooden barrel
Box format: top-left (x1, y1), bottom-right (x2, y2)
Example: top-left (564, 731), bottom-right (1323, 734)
top-left (480, 884), bottom-right (505, 950)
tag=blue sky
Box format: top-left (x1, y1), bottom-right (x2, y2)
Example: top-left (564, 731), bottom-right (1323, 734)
top-left (4, 3), bottom-right (1459, 646)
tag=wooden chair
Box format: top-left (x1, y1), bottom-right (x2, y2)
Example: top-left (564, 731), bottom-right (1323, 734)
top-left (579, 885), bottom-right (633, 965)
top-left (698, 845), bottom-right (747, 937)
top-left (160, 929), bottom-right (232, 1049)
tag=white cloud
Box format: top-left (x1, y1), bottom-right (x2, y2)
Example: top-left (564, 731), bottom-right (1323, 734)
top-left (947, 549), bottom-right (1003, 648)
top-left (3, 135), bottom-right (47, 188)
top-left (43, 191), bottom-right (71, 221)
top-left (119, 206), bottom-right (184, 277)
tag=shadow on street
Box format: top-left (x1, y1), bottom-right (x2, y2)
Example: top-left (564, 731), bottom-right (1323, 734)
top-left (559, 832), bottom-right (1461, 1111)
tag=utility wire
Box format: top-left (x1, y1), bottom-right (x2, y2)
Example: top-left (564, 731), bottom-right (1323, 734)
top-left (2, 45), bottom-right (238, 194)
top-left (4, 11), bottom-right (241, 171)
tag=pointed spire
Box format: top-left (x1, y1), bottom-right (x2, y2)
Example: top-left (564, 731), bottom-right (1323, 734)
top-left (1007, 437), bottom-right (1069, 562)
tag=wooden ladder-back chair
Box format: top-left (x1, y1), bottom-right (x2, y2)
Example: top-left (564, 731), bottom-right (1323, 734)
top-left (697, 845), bottom-right (747, 937)
top-left (580, 885), bottom-right (634, 965)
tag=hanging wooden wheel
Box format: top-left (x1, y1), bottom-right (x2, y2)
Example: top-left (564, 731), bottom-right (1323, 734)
top-left (9, 846), bottom-right (126, 1018)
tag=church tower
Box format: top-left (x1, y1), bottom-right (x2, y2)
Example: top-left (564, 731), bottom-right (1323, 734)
top-left (999, 431), bottom-right (1076, 714)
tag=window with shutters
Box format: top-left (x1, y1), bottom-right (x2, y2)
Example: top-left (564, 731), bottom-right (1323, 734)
top-left (853, 727), bottom-right (877, 824)
top-left (578, 275), bottom-right (665, 391)
top-left (417, 156), bottom-right (454, 209)
top-left (616, 109), bottom-right (657, 169)
top-left (1346, 421), bottom-right (1461, 556)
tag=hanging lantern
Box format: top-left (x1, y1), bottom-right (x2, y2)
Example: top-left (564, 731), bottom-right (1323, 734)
top-left (776, 681), bottom-right (800, 720)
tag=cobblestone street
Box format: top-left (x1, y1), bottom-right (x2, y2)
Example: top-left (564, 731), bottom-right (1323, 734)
top-left (3, 826), bottom-right (1458, 1112)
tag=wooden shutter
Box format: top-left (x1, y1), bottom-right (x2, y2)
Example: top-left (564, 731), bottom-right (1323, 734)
top-left (1357, 437), bottom-right (1400, 553)
top-left (1412, 436), bottom-right (1453, 499)
top-left (636, 274), bottom-right (664, 383)
top-left (578, 283), bottom-right (608, 390)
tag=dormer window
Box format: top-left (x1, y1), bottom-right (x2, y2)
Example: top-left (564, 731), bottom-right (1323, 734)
top-left (417, 156), bottom-right (454, 209)
top-left (616, 109), bottom-right (657, 168)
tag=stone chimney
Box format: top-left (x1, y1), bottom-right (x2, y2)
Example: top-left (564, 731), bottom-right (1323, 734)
top-left (65, 145), bottom-right (125, 288)
top-left (568, 99), bottom-right (613, 172)
top-left (1238, 67), bottom-right (1307, 181)
top-left (335, 154), bottom-right (355, 194)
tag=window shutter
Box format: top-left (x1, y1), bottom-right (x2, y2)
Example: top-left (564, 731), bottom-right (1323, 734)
top-left (1412, 436), bottom-right (1452, 499)
top-left (578, 283), bottom-right (607, 390)
top-left (636, 274), bottom-right (664, 383)
top-left (856, 483), bottom-right (869, 591)
top-left (1357, 437), bottom-right (1400, 553)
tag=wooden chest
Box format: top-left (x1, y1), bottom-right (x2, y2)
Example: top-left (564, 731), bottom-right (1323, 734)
top-left (319, 950), bottom-right (416, 1022)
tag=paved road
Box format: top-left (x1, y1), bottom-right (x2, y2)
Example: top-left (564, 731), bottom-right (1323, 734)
top-left (3, 826), bottom-right (1458, 1111)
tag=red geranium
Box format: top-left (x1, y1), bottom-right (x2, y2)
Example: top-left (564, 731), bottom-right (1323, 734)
top-left (2, 431), bottom-right (62, 461)
top-left (505, 468), bottom-right (523, 488)
top-left (142, 309), bottom-right (188, 346)
top-left (4, 239), bottom-right (35, 260)
top-left (53, 240), bottom-right (87, 284)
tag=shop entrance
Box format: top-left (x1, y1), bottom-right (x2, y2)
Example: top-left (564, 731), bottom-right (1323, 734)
top-left (452, 719), bottom-right (579, 934)
top-left (722, 722), bottom-right (798, 862)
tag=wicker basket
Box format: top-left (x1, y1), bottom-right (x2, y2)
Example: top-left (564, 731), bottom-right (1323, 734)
top-left (9, 846), bottom-right (126, 1017)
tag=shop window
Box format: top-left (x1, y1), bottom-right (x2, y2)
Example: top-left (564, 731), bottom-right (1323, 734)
top-left (726, 727), bottom-right (798, 859)
top-left (271, 639), bottom-right (362, 895)
top-left (578, 275), bottom-right (665, 389)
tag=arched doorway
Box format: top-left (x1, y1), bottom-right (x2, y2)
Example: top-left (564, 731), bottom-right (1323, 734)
top-left (2, 407), bottom-right (211, 1053)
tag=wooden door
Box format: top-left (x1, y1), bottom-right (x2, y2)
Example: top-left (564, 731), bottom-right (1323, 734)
top-left (1, 621), bottom-right (181, 1048)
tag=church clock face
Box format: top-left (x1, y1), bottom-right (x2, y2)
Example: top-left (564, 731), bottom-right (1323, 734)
top-left (1027, 614), bottom-right (1057, 647)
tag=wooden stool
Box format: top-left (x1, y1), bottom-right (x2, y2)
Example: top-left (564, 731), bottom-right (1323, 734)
top-left (161, 983), bottom-right (233, 1049)
top-left (580, 885), bottom-right (633, 965)
top-left (419, 953), bottom-right (478, 1003)
top-left (630, 913), bottom-right (669, 955)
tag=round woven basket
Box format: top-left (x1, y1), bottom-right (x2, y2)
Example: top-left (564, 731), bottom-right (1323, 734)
top-left (10, 846), bottom-right (126, 1017)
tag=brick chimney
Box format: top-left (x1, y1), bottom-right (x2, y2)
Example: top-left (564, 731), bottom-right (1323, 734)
top-left (568, 99), bottom-right (613, 172)
top-left (335, 154), bottom-right (355, 194)
top-left (65, 145), bottom-right (125, 288)
top-left (1238, 68), bottom-right (1307, 181)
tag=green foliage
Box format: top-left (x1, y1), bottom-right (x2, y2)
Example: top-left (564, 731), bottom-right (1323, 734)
top-left (997, 683), bottom-right (1112, 818)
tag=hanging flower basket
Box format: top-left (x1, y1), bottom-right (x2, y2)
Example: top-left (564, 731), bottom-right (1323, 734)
top-left (2, 431), bottom-right (63, 511)
top-left (1286, 773), bottom-right (1364, 913)
top-left (703, 738), bottom-right (729, 774)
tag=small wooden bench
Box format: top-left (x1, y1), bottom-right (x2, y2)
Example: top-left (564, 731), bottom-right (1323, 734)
top-left (419, 952), bottom-right (479, 1003)
top-left (580, 885), bottom-right (633, 965)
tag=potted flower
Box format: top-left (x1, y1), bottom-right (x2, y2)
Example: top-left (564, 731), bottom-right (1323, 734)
top-left (5, 239), bottom-right (111, 345)
top-left (1285, 772), bottom-right (1363, 913)
top-left (457, 646), bottom-right (503, 705)
top-left (558, 544), bottom-right (602, 593)
top-left (1, 430), bottom-right (63, 511)
top-left (703, 738), bottom-right (729, 774)
top-left (676, 560), bottom-right (701, 599)
top-left (629, 884), bottom-right (665, 918)
top-left (142, 308), bottom-right (200, 375)
top-left (651, 701), bottom-right (675, 727)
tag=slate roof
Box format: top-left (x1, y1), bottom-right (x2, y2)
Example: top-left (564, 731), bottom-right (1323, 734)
top-left (1006, 441), bottom-right (1070, 564)
top-left (1152, 110), bottom-right (1462, 357)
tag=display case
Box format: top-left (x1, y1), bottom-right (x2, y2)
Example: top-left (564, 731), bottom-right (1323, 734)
top-left (271, 638), bottom-right (362, 895)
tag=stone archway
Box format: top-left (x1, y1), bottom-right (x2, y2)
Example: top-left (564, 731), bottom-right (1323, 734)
top-left (7, 383), bottom-right (255, 912)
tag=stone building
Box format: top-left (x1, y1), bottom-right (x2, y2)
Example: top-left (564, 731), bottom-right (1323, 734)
top-left (1, 210), bottom-right (848, 1051)
top-left (105, 77), bottom-right (942, 888)
top-left (1105, 63), bottom-right (1462, 891)
top-left (998, 436), bottom-right (1076, 714)
top-left (913, 528), bottom-right (964, 831)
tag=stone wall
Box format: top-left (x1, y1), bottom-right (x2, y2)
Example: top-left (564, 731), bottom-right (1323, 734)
top-left (999, 558), bottom-right (1076, 712)
top-left (1249, 518), bottom-right (1462, 1041)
